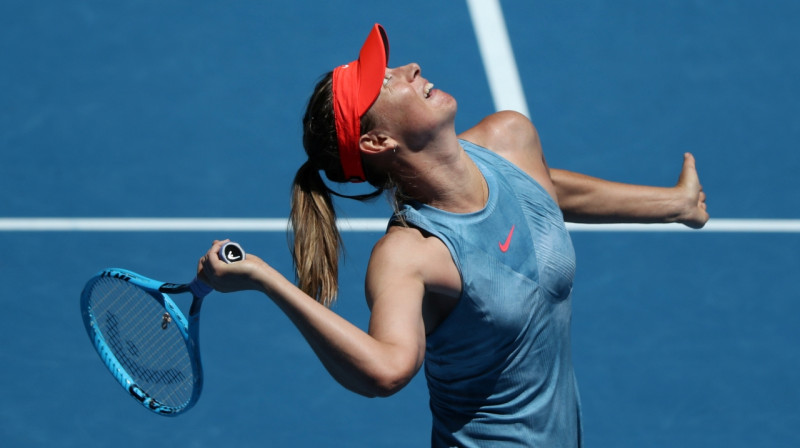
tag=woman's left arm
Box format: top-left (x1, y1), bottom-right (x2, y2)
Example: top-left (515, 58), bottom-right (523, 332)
top-left (551, 153), bottom-right (709, 229)
top-left (460, 111), bottom-right (708, 228)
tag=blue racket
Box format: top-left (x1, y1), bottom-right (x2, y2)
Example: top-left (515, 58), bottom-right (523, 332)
top-left (80, 242), bottom-right (245, 416)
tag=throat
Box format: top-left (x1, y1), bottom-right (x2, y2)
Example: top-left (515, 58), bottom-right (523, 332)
top-left (427, 158), bottom-right (488, 214)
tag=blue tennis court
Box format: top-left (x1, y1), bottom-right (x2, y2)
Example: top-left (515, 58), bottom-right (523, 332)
top-left (2, 1), bottom-right (799, 446)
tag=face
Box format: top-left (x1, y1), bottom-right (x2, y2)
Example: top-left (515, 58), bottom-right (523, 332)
top-left (365, 63), bottom-right (457, 149)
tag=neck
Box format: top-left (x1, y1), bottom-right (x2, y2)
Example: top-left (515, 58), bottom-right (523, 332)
top-left (397, 137), bottom-right (488, 214)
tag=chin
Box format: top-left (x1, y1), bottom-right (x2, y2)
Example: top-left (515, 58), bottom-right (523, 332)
top-left (432, 89), bottom-right (457, 115)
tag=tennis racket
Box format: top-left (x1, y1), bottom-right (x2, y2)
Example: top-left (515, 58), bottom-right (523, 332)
top-left (80, 241), bottom-right (246, 416)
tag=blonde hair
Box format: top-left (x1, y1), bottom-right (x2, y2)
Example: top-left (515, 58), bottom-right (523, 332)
top-left (290, 161), bottom-right (342, 306)
top-left (292, 73), bottom-right (406, 306)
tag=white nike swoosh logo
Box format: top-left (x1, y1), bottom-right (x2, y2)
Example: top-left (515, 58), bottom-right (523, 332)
top-left (226, 251), bottom-right (241, 260)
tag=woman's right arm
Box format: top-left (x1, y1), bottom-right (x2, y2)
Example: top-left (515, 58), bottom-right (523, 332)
top-left (198, 238), bottom-right (427, 398)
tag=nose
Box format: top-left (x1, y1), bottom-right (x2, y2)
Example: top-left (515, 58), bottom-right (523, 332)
top-left (398, 63), bottom-right (420, 81)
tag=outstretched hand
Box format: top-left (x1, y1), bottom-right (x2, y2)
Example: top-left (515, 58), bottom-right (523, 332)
top-left (675, 153), bottom-right (709, 229)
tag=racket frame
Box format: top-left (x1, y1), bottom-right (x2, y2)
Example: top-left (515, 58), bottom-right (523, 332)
top-left (80, 268), bottom-right (209, 416)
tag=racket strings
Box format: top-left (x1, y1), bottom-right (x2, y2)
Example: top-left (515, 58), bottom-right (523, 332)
top-left (88, 276), bottom-right (195, 407)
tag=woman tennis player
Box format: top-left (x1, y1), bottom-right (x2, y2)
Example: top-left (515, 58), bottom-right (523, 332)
top-left (199, 24), bottom-right (708, 447)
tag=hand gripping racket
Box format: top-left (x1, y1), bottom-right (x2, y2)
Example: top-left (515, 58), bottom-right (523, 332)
top-left (80, 242), bottom-right (245, 416)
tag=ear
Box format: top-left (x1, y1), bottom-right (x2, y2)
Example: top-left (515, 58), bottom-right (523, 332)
top-left (359, 131), bottom-right (397, 155)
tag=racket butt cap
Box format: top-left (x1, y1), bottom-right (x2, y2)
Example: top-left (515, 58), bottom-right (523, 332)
top-left (219, 242), bottom-right (245, 264)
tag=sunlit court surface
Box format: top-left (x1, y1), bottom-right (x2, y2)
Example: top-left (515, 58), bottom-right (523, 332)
top-left (2, 1), bottom-right (799, 447)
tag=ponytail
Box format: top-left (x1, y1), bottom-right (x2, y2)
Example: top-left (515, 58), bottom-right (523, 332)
top-left (290, 160), bottom-right (342, 307)
top-left (294, 71), bottom-right (405, 306)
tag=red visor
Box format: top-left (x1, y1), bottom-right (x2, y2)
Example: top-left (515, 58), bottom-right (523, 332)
top-left (332, 24), bottom-right (389, 182)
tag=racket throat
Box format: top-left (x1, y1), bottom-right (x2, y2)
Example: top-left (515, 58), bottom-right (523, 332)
top-left (189, 296), bottom-right (205, 318)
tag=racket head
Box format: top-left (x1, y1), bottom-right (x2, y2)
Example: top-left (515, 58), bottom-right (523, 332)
top-left (80, 268), bottom-right (203, 416)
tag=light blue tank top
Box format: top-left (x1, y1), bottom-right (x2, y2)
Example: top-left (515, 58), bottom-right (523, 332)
top-left (394, 140), bottom-right (582, 447)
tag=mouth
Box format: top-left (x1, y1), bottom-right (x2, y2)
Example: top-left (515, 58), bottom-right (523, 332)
top-left (424, 82), bottom-right (434, 99)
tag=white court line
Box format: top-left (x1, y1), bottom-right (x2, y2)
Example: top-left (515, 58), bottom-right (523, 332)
top-left (0, 218), bottom-right (382, 232)
top-left (1, 218), bottom-right (799, 233)
top-left (466, 0), bottom-right (530, 117)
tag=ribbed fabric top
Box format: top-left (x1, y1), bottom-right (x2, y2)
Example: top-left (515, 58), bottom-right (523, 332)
top-left (394, 140), bottom-right (581, 447)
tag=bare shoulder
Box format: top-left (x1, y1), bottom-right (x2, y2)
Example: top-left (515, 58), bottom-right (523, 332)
top-left (369, 225), bottom-right (429, 265)
top-left (367, 225), bottom-right (461, 335)
top-left (458, 111), bottom-right (557, 200)
top-left (368, 225), bottom-right (452, 280)
top-left (458, 110), bottom-right (540, 157)
top-left (366, 225), bottom-right (460, 305)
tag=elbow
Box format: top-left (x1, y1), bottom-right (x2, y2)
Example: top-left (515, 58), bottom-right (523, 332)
top-left (343, 377), bottom-right (407, 398)
top-left (348, 361), bottom-right (418, 398)
top-left (359, 368), bottom-right (414, 398)
top-left (328, 342), bottom-right (424, 398)
top-left (373, 373), bottom-right (412, 398)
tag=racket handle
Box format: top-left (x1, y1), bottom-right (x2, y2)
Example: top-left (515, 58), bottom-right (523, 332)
top-left (189, 278), bottom-right (214, 298)
top-left (188, 242), bottom-right (245, 299)
top-left (219, 241), bottom-right (246, 264)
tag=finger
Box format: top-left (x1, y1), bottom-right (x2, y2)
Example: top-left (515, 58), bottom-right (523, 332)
top-left (202, 244), bottom-right (222, 271)
top-left (207, 240), bottom-right (229, 259)
top-left (678, 153), bottom-right (699, 185)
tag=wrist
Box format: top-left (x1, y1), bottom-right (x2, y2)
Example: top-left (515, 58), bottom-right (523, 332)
top-left (664, 187), bottom-right (689, 224)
